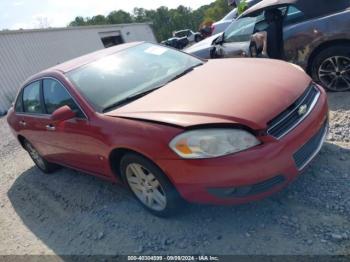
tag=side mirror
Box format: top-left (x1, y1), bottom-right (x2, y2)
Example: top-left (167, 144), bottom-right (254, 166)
top-left (51, 105), bottom-right (76, 122)
top-left (214, 33), bottom-right (224, 45)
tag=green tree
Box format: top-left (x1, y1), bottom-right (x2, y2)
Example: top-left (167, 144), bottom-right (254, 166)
top-left (69, 16), bottom-right (86, 26)
top-left (133, 8), bottom-right (149, 22)
top-left (107, 10), bottom-right (133, 24)
top-left (68, 0), bottom-right (233, 41)
top-left (89, 15), bottom-right (107, 25)
top-left (237, 0), bottom-right (248, 15)
top-left (203, 0), bottom-right (231, 22)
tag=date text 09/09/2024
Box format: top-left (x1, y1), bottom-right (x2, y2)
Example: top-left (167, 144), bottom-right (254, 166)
top-left (127, 255), bottom-right (219, 261)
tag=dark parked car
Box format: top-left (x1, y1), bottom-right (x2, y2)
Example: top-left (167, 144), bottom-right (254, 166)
top-left (173, 29), bottom-right (203, 43)
top-left (186, 0), bottom-right (350, 92)
top-left (161, 37), bottom-right (189, 50)
top-left (211, 0), bottom-right (261, 35)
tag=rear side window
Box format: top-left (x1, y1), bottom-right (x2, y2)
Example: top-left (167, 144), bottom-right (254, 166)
top-left (23, 81), bottom-right (42, 114)
top-left (175, 31), bottom-right (188, 37)
top-left (43, 79), bottom-right (83, 117)
top-left (15, 92), bottom-right (23, 112)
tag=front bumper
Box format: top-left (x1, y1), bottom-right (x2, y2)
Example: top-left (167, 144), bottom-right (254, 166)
top-left (156, 85), bottom-right (329, 205)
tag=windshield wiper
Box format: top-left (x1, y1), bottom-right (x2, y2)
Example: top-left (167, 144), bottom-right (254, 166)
top-left (102, 63), bottom-right (203, 112)
top-left (102, 87), bottom-right (163, 112)
top-left (166, 63), bottom-right (203, 83)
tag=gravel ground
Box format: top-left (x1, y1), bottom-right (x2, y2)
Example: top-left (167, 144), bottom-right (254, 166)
top-left (0, 93), bottom-right (349, 256)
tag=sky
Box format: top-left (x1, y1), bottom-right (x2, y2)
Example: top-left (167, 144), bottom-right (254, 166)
top-left (1, 0), bottom-right (215, 30)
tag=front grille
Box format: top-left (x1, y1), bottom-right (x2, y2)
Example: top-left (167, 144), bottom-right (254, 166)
top-left (267, 84), bottom-right (320, 139)
top-left (293, 122), bottom-right (328, 170)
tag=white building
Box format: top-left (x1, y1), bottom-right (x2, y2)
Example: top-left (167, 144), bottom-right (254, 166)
top-left (0, 23), bottom-right (156, 115)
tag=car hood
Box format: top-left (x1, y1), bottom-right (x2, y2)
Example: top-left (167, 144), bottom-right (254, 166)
top-left (105, 59), bottom-right (311, 129)
top-left (184, 33), bottom-right (221, 54)
top-left (241, 0), bottom-right (350, 18)
top-left (213, 20), bottom-right (231, 26)
top-left (241, 0), bottom-right (294, 17)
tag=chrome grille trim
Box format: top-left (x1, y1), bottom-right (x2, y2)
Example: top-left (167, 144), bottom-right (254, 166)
top-left (267, 84), bottom-right (321, 139)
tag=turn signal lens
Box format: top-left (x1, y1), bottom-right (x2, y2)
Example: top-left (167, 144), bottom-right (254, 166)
top-left (174, 139), bottom-right (193, 154)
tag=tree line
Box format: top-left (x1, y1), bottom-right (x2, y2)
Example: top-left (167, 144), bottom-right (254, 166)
top-left (69, 0), bottom-right (232, 41)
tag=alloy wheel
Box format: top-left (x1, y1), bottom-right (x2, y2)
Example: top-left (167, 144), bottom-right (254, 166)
top-left (318, 56), bottom-right (350, 91)
top-left (126, 163), bottom-right (167, 211)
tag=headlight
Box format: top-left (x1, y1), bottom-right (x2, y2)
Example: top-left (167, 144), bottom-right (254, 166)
top-left (169, 128), bottom-right (260, 159)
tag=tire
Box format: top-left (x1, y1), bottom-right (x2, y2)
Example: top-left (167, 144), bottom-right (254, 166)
top-left (195, 35), bottom-right (203, 43)
top-left (311, 45), bottom-right (350, 92)
top-left (120, 153), bottom-right (182, 217)
top-left (23, 140), bottom-right (59, 174)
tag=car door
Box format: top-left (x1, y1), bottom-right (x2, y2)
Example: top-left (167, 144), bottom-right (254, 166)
top-left (16, 80), bottom-right (53, 157)
top-left (40, 78), bottom-right (108, 175)
top-left (187, 30), bottom-right (195, 42)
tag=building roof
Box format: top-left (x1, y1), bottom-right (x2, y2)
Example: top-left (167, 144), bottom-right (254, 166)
top-left (0, 23), bottom-right (152, 36)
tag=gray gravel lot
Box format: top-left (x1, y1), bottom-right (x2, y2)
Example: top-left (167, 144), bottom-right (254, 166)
top-left (0, 93), bottom-right (349, 256)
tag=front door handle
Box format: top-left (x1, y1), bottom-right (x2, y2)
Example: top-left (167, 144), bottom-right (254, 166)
top-left (19, 120), bottom-right (26, 126)
top-left (46, 124), bottom-right (56, 131)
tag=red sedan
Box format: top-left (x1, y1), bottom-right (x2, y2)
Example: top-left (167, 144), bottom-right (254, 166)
top-left (7, 42), bottom-right (328, 216)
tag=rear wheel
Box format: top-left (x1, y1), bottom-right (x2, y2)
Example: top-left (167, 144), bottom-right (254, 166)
top-left (311, 45), bottom-right (350, 92)
top-left (120, 153), bottom-right (182, 217)
top-left (24, 140), bottom-right (59, 173)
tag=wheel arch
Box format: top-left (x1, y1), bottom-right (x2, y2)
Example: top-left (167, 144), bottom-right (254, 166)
top-left (108, 147), bottom-right (175, 185)
top-left (306, 39), bottom-right (350, 74)
top-left (17, 135), bottom-right (26, 149)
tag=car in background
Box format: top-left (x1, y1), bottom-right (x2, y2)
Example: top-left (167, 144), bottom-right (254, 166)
top-left (211, 0), bottom-right (261, 35)
top-left (161, 37), bottom-right (189, 50)
top-left (184, 32), bottom-right (223, 59)
top-left (186, 0), bottom-right (350, 92)
top-left (173, 29), bottom-right (203, 43)
top-left (7, 42), bottom-right (328, 216)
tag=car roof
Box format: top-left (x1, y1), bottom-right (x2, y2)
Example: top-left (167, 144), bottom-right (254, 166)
top-left (42, 42), bottom-right (142, 74)
top-left (242, 0), bottom-right (350, 18)
top-left (22, 41), bottom-right (143, 87)
top-left (175, 29), bottom-right (190, 33)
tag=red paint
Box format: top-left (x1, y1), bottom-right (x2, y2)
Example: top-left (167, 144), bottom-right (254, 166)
top-left (7, 44), bottom-right (328, 205)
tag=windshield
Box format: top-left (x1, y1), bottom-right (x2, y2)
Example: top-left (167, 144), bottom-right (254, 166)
top-left (174, 30), bottom-right (189, 37)
top-left (222, 8), bottom-right (238, 21)
top-left (223, 16), bottom-right (259, 43)
top-left (66, 43), bottom-right (203, 112)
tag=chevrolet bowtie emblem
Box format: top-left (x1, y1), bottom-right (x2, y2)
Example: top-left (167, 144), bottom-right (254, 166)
top-left (298, 104), bottom-right (308, 116)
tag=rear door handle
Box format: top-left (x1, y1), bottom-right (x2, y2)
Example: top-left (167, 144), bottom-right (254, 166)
top-left (19, 120), bottom-right (26, 126)
top-left (46, 124), bottom-right (56, 131)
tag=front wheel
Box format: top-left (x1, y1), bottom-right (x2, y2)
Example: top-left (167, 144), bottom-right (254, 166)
top-left (24, 140), bottom-right (59, 173)
top-left (120, 153), bottom-right (182, 217)
top-left (311, 45), bottom-right (350, 92)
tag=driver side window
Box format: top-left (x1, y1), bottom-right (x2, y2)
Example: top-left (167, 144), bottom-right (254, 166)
top-left (43, 79), bottom-right (84, 118)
